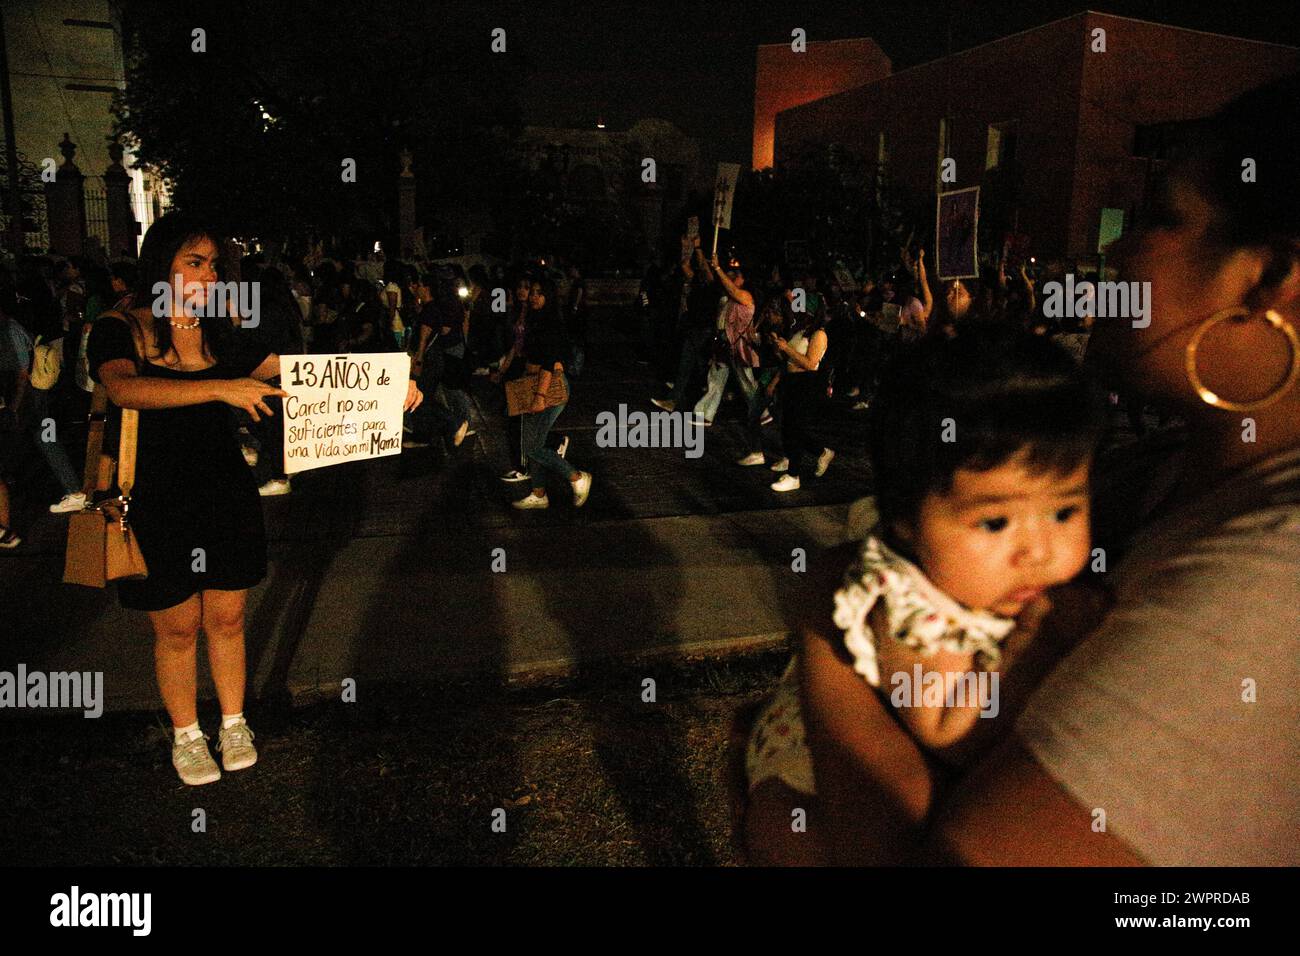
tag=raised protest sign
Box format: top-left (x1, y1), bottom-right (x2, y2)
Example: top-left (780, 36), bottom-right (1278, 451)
top-left (936, 186), bottom-right (980, 280)
top-left (713, 163), bottom-right (741, 229)
top-left (281, 352), bottom-right (410, 475)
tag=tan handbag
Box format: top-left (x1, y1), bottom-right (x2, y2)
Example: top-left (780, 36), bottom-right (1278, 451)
top-left (505, 369), bottom-right (569, 417)
top-left (63, 383), bottom-right (149, 588)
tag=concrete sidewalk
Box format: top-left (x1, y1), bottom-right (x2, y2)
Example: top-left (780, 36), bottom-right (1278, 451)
top-left (5, 502), bottom-right (849, 712)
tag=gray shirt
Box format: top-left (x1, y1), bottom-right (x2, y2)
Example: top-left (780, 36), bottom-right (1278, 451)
top-left (1016, 444), bottom-right (1300, 866)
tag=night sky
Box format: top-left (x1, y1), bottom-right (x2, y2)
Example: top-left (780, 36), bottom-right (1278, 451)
top-left (498, 0), bottom-right (1299, 171)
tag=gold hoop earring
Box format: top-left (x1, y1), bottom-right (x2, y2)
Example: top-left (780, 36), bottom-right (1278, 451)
top-left (1185, 308), bottom-right (1300, 412)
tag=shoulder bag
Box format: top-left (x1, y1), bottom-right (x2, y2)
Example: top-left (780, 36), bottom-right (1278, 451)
top-left (63, 311), bottom-right (148, 587)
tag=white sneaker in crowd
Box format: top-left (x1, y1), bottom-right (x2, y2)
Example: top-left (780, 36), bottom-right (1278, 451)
top-left (769, 457), bottom-right (789, 473)
top-left (771, 474), bottom-right (801, 493)
top-left (500, 469), bottom-right (530, 483)
top-left (49, 492), bottom-right (87, 514)
top-left (572, 471), bottom-right (593, 507)
top-left (217, 718), bottom-right (258, 772)
top-left (512, 491), bottom-right (549, 510)
top-left (172, 731), bottom-right (221, 786)
top-left (815, 448), bottom-right (836, 478)
top-left (258, 478), bottom-right (291, 497)
top-left (737, 452), bottom-right (765, 466)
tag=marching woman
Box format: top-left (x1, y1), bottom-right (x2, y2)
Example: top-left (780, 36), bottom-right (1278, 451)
top-left (87, 213), bottom-right (421, 785)
top-left (511, 278), bottom-right (593, 510)
top-left (768, 298), bottom-right (836, 491)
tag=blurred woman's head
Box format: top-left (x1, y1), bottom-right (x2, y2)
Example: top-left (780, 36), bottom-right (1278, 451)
top-left (1094, 72), bottom-right (1300, 419)
top-left (528, 277), bottom-right (558, 317)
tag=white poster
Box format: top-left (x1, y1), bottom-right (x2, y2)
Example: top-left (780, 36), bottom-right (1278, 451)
top-left (713, 162), bottom-right (741, 230)
top-left (281, 352), bottom-right (410, 475)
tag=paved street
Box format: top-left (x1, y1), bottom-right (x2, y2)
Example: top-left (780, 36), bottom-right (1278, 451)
top-left (1, 309), bottom-right (875, 712)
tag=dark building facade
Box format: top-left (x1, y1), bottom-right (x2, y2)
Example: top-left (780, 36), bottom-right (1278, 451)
top-left (770, 12), bottom-right (1299, 263)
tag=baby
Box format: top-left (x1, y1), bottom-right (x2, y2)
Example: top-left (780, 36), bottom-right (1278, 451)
top-left (745, 325), bottom-right (1107, 853)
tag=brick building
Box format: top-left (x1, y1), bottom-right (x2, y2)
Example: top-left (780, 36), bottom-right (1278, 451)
top-left (752, 37), bottom-right (891, 171)
top-left (768, 12), bottom-right (1299, 263)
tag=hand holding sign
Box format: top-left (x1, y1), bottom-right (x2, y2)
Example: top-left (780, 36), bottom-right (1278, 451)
top-left (216, 379), bottom-right (289, 423)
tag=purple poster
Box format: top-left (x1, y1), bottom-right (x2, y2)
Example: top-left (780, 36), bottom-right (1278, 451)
top-left (936, 187), bottom-right (980, 280)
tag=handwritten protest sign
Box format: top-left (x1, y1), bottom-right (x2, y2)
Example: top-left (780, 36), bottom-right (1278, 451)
top-left (936, 186), bottom-right (980, 280)
top-left (281, 353), bottom-right (409, 475)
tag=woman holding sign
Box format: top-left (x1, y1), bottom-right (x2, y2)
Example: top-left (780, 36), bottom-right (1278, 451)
top-left (87, 213), bottom-right (421, 786)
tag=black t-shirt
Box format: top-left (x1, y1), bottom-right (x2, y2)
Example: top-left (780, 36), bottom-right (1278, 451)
top-left (523, 307), bottom-right (569, 369)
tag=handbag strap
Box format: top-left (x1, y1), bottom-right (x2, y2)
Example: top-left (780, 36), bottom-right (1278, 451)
top-left (79, 309), bottom-right (140, 498)
top-left (80, 385), bottom-right (109, 498)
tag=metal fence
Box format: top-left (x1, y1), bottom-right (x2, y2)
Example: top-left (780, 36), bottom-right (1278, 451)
top-left (83, 175), bottom-right (111, 252)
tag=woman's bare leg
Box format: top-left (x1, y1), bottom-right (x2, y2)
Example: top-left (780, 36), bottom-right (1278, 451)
top-left (200, 589), bottom-right (248, 717)
top-left (149, 594), bottom-right (203, 728)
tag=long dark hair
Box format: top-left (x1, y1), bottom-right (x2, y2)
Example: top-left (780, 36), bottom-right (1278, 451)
top-left (131, 211), bottom-right (236, 365)
top-left (1171, 72), bottom-right (1300, 283)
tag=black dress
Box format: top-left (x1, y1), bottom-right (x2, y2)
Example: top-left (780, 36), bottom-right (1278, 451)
top-left (86, 316), bottom-right (271, 612)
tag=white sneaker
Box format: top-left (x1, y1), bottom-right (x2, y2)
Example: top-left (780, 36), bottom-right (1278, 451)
top-left (512, 491), bottom-right (549, 510)
top-left (771, 474), bottom-right (801, 492)
top-left (258, 478), bottom-right (291, 496)
top-left (769, 457), bottom-right (789, 473)
top-left (572, 471), bottom-right (593, 507)
top-left (500, 469), bottom-right (531, 483)
top-left (737, 452), bottom-right (765, 466)
top-left (173, 732), bottom-right (221, 786)
top-left (815, 448), bottom-right (836, 478)
top-left (217, 718), bottom-right (258, 772)
top-left (50, 492), bottom-right (87, 514)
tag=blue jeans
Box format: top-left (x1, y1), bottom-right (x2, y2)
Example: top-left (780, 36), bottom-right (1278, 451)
top-left (26, 388), bottom-right (80, 496)
top-left (695, 360), bottom-right (764, 450)
top-left (669, 326), bottom-right (713, 407)
top-left (521, 402), bottom-right (575, 487)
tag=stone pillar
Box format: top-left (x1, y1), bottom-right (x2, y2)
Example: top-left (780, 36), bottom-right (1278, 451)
top-left (397, 148), bottom-right (416, 259)
top-left (103, 138), bottom-right (138, 259)
top-left (45, 133), bottom-right (85, 256)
